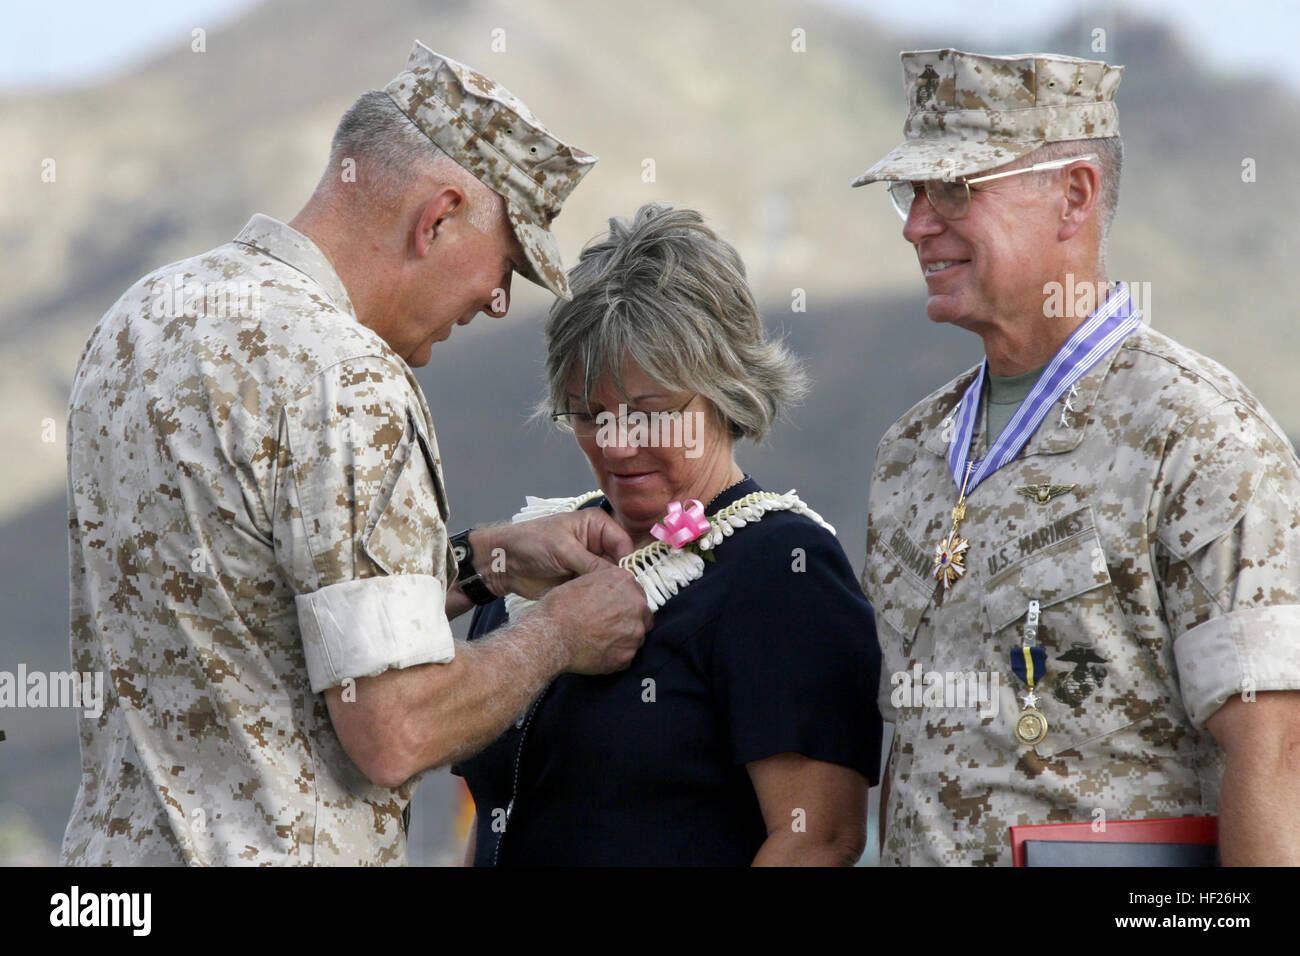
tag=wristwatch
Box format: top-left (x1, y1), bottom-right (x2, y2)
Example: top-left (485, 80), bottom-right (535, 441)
top-left (450, 529), bottom-right (496, 605)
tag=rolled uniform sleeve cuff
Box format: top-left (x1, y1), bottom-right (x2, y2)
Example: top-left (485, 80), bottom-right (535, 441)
top-left (1174, 605), bottom-right (1300, 727)
top-left (295, 574), bottom-right (455, 694)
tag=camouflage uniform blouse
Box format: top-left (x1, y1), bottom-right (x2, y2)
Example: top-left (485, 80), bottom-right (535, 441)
top-left (863, 323), bottom-right (1300, 866)
top-left (62, 215), bottom-right (456, 865)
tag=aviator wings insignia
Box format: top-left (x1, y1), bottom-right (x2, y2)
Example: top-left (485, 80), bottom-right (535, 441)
top-left (1017, 483), bottom-right (1077, 505)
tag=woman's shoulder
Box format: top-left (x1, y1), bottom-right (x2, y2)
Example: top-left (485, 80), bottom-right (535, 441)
top-left (715, 499), bottom-right (850, 574)
top-left (730, 504), bottom-right (838, 543)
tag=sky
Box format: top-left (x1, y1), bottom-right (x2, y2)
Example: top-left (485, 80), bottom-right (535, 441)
top-left (831, 0), bottom-right (1298, 90)
top-left (0, 0), bottom-right (1296, 93)
top-left (0, 0), bottom-right (262, 91)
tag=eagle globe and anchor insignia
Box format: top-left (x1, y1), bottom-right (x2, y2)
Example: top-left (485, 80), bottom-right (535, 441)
top-left (1053, 642), bottom-right (1110, 706)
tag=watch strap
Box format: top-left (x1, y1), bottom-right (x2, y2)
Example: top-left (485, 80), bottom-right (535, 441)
top-left (459, 574), bottom-right (496, 606)
top-left (450, 529), bottom-right (497, 606)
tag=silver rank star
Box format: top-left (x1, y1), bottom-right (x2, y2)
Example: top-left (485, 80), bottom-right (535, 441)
top-left (1059, 384), bottom-right (1081, 427)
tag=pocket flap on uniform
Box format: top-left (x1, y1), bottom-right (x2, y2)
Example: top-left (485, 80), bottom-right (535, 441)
top-left (361, 413), bottom-right (449, 578)
top-left (410, 412), bottom-right (450, 523)
top-left (982, 506), bottom-right (1112, 634)
top-left (868, 520), bottom-right (937, 640)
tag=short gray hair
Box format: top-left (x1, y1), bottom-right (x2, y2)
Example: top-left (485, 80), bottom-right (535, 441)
top-left (1028, 136), bottom-right (1123, 252)
top-left (543, 203), bottom-right (809, 442)
top-left (326, 90), bottom-right (503, 231)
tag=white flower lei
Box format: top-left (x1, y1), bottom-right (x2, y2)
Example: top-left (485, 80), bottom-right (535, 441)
top-left (503, 489), bottom-right (834, 618)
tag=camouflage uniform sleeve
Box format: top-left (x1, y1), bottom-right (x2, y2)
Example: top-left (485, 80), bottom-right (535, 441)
top-left (1159, 400), bottom-right (1300, 727)
top-left (274, 355), bottom-right (455, 693)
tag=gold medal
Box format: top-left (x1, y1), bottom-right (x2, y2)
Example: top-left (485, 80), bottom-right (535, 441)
top-left (1015, 706), bottom-right (1049, 745)
top-left (933, 461), bottom-right (975, 590)
top-left (1011, 616), bottom-right (1049, 747)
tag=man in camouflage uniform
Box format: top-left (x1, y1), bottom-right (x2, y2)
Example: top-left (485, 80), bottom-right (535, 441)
top-left (62, 42), bottom-right (650, 866)
top-left (855, 50), bottom-right (1300, 865)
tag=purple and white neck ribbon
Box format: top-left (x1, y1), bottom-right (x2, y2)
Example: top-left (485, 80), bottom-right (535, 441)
top-left (947, 283), bottom-right (1140, 492)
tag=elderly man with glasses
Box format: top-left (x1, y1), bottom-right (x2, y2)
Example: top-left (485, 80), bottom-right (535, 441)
top-left (856, 49), bottom-right (1300, 866)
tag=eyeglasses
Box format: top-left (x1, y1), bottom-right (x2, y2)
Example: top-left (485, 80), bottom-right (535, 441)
top-left (887, 153), bottom-right (1098, 222)
top-left (551, 394), bottom-right (698, 438)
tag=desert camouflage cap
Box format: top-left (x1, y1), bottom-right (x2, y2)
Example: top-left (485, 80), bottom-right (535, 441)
top-left (385, 41), bottom-right (597, 299)
top-left (852, 49), bottom-right (1123, 186)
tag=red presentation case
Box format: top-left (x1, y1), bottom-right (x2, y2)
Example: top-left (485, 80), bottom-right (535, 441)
top-left (1009, 815), bottom-right (1218, 867)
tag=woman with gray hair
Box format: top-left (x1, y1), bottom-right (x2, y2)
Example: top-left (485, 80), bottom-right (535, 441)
top-left (455, 203), bottom-right (881, 866)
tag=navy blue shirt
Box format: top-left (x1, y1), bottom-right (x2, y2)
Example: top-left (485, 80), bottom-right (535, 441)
top-left (455, 477), bottom-right (882, 866)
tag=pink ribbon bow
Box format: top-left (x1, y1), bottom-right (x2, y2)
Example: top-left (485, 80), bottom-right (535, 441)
top-left (650, 499), bottom-right (710, 549)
